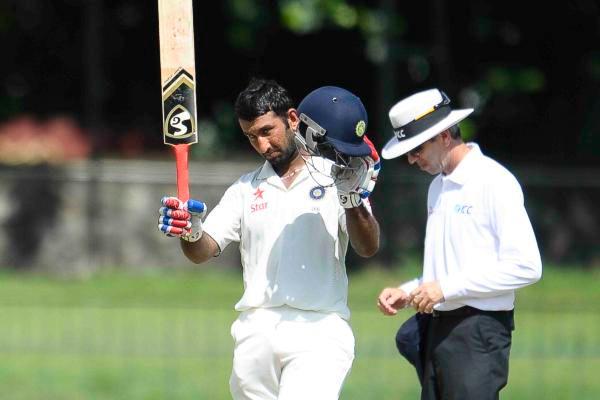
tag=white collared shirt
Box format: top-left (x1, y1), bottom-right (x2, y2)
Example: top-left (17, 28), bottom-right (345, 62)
top-left (203, 157), bottom-right (366, 320)
top-left (401, 143), bottom-right (542, 311)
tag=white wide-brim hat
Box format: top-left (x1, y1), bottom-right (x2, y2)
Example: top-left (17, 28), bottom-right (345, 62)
top-left (382, 88), bottom-right (474, 160)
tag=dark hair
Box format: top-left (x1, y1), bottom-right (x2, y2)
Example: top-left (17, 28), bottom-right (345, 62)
top-left (234, 78), bottom-right (294, 121)
top-left (448, 124), bottom-right (461, 139)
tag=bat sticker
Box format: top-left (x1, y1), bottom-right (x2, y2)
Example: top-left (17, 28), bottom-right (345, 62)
top-left (166, 105), bottom-right (192, 137)
top-left (162, 68), bottom-right (198, 145)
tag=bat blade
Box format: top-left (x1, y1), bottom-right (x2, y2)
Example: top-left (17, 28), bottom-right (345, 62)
top-left (158, 0), bottom-right (197, 202)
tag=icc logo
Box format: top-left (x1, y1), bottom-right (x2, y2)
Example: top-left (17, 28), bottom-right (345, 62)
top-left (454, 204), bottom-right (473, 214)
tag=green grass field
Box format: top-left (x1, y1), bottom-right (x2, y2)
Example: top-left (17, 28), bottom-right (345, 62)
top-left (0, 265), bottom-right (598, 399)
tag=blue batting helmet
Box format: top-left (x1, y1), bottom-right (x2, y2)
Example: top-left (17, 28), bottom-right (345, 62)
top-left (297, 86), bottom-right (371, 157)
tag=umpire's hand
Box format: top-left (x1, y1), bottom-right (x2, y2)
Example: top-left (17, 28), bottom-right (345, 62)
top-left (410, 281), bottom-right (445, 313)
top-left (377, 288), bottom-right (412, 315)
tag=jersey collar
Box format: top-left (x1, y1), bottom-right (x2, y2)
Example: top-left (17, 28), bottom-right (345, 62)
top-left (256, 161), bottom-right (275, 181)
top-left (256, 160), bottom-right (310, 190)
top-left (443, 142), bottom-right (482, 185)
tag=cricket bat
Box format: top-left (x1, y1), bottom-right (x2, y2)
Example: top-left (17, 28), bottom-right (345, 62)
top-left (158, 0), bottom-right (198, 202)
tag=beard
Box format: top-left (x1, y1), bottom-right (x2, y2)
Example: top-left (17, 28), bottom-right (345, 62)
top-left (264, 131), bottom-right (298, 171)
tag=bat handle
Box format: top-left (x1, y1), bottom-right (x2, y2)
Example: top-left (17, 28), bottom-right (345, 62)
top-left (173, 144), bottom-right (190, 202)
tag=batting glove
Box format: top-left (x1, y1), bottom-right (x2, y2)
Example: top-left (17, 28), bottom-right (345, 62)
top-left (332, 136), bottom-right (381, 209)
top-left (158, 196), bottom-right (207, 242)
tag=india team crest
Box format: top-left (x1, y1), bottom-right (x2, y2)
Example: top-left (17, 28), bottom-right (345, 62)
top-left (355, 120), bottom-right (366, 137)
top-left (309, 186), bottom-right (326, 200)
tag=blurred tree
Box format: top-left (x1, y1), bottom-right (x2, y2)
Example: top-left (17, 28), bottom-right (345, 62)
top-left (1, 0), bottom-right (599, 268)
top-left (4, 164), bottom-right (62, 269)
top-left (1, 0), bottom-right (597, 165)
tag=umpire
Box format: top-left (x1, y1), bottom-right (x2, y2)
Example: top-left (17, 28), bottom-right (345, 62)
top-left (376, 88), bottom-right (542, 400)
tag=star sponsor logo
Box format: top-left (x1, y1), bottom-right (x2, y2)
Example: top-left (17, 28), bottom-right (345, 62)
top-left (251, 202), bottom-right (268, 213)
top-left (253, 187), bottom-right (265, 201)
top-left (251, 186), bottom-right (268, 213)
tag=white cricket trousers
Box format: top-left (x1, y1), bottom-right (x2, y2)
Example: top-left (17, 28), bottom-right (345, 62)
top-left (229, 306), bottom-right (355, 400)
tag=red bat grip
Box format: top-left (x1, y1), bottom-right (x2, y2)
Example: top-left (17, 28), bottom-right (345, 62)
top-left (173, 144), bottom-right (190, 202)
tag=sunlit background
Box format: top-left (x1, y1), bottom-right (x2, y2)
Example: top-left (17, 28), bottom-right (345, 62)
top-left (0, 1), bottom-right (598, 399)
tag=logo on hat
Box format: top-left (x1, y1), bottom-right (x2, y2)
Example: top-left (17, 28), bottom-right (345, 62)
top-left (355, 120), bottom-right (366, 137)
top-left (382, 88), bottom-right (474, 160)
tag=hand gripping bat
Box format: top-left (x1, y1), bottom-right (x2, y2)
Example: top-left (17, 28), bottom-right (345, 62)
top-left (158, 0), bottom-right (197, 202)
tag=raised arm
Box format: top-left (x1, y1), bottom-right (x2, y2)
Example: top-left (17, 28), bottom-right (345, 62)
top-left (333, 136), bottom-right (381, 257)
top-left (179, 232), bottom-right (220, 264)
top-left (345, 203), bottom-right (379, 257)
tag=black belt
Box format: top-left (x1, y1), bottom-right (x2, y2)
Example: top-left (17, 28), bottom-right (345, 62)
top-left (432, 306), bottom-right (513, 318)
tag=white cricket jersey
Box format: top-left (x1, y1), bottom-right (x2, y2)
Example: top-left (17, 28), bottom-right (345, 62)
top-left (401, 143), bottom-right (542, 311)
top-left (203, 157), bottom-right (363, 320)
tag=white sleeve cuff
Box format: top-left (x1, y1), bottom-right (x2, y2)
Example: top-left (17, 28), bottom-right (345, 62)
top-left (399, 278), bottom-right (421, 294)
top-left (439, 276), bottom-right (466, 301)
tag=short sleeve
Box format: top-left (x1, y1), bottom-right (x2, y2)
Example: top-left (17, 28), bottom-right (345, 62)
top-left (202, 180), bottom-right (243, 253)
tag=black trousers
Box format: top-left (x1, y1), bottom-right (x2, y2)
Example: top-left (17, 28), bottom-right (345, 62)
top-left (421, 307), bottom-right (514, 400)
